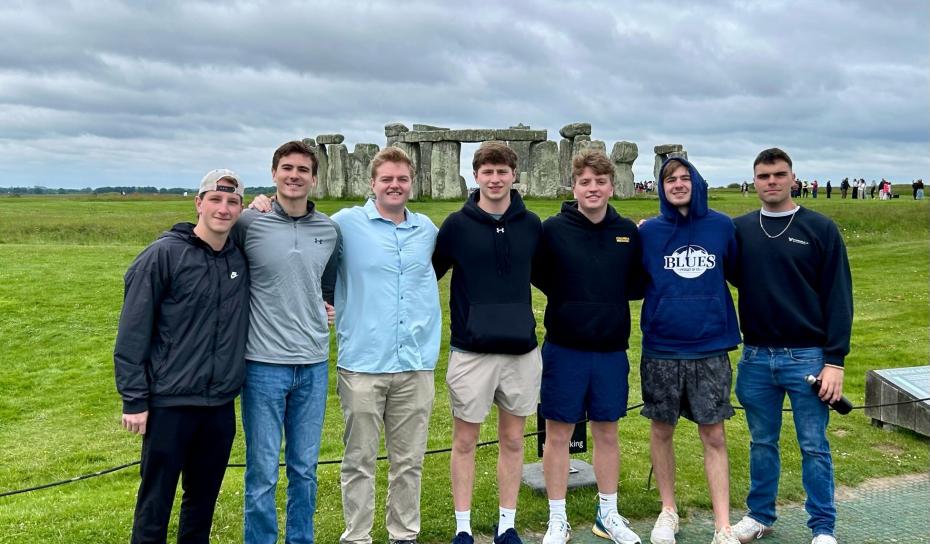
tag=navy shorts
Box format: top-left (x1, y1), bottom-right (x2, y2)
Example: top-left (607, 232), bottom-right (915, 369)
top-left (540, 341), bottom-right (630, 423)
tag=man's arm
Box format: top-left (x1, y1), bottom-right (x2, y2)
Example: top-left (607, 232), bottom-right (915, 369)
top-left (816, 221), bottom-right (854, 401)
top-left (431, 217), bottom-right (454, 280)
top-left (627, 228), bottom-right (646, 301)
top-left (113, 249), bottom-right (166, 433)
top-left (321, 222), bottom-right (342, 305)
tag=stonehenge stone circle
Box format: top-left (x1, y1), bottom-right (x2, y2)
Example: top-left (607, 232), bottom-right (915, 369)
top-left (299, 121), bottom-right (684, 200)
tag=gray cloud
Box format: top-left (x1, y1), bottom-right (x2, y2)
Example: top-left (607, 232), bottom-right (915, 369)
top-left (0, 0), bottom-right (926, 189)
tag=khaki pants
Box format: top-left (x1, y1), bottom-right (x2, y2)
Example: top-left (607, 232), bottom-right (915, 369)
top-left (337, 369), bottom-right (435, 543)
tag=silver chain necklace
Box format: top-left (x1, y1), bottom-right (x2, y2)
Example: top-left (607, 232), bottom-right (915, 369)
top-left (759, 208), bottom-right (798, 239)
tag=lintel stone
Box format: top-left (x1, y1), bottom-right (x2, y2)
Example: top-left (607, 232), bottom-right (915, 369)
top-left (398, 128), bottom-right (547, 143)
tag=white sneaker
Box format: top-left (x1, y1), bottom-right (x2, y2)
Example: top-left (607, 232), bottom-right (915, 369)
top-left (542, 517), bottom-right (572, 544)
top-left (711, 527), bottom-right (741, 544)
top-left (649, 508), bottom-right (679, 544)
top-left (594, 508), bottom-right (641, 543)
top-left (811, 535), bottom-right (837, 544)
top-left (731, 516), bottom-right (773, 543)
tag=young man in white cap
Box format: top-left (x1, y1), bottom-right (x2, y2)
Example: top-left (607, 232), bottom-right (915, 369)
top-left (115, 169), bottom-right (250, 544)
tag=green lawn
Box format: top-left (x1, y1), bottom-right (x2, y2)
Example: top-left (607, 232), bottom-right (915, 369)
top-left (0, 192), bottom-right (927, 543)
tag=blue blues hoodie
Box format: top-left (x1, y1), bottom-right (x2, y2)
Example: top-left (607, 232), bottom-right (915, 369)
top-left (639, 157), bottom-right (741, 357)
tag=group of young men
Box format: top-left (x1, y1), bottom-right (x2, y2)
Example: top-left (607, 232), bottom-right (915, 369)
top-left (114, 140), bottom-right (853, 544)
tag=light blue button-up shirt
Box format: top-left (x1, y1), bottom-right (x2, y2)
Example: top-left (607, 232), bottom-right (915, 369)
top-left (331, 199), bottom-right (441, 373)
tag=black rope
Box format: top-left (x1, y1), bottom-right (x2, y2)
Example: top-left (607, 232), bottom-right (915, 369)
top-left (1, 398), bottom-right (925, 499)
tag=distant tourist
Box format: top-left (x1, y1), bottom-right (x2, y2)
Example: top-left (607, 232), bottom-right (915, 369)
top-left (869, 180), bottom-right (877, 199)
top-left (114, 170), bottom-right (249, 544)
top-left (840, 177), bottom-right (849, 199)
top-left (433, 142), bottom-right (542, 544)
top-left (857, 179), bottom-right (866, 200)
top-left (532, 150), bottom-right (645, 544)
top-left (811, 179), bottom-right (818, 198)
top-left (639, 157), bottom-right (742, 544)
top-left (741, 181), bottom-right (750, 197)
top-left (731, 148), bottom-right (852, 544)
top-left (915, 179), bottom-right (924, 200)
top-left (825, 179), bottom-right (832, 198)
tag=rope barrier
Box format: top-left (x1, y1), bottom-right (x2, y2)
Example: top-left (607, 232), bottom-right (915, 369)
top-left (1, 397), bottom-right (926, 499)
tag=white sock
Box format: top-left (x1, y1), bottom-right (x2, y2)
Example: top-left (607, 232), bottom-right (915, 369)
top-left (498, 506), bottom-right (516, 535)
top-left (598, 492), bottom-right (618, 516)
top-left (548, 498), bottom-right (567, 522)
top-left (454, 510), bottom-right (471, 535)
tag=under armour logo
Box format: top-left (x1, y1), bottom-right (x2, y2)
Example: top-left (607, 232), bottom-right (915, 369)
top-left (496, 227), bottom-right (505, 234)
top-left (313, 238), bottom-right (324, 244)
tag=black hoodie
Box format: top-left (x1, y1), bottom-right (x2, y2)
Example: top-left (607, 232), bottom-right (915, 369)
top-left (114, 223), bottom-right (250, 413)
top-left (433, 189), bottom-right (542, 354)
top-left (533, 201), bottom-right (644, 351)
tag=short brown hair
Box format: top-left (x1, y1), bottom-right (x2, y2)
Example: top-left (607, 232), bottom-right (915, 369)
top-left (370, 146), bottom-right (415, 179)
top-left (472, 141), bottom-right (517, 172)
top-left (272, 140), bottom-right (318, 176)
top-left (661, 158), bottom-right (688, 182)
top-left (571, 149), bottom-right (615, 183)
top-left (753, 147), bottom-right (793, 170)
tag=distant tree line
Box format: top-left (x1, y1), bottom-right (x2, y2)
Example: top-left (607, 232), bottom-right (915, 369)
top-left (0, 186), bottom-right (277, 196)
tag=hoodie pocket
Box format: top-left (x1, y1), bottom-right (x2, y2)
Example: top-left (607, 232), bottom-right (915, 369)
top-left (465, 302), bottom-right (536, 354)
top-left (650, 296), bottom-right (726, 342)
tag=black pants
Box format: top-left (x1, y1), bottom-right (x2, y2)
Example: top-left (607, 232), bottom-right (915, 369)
top-left (131, 402), bottom-right (236, 544)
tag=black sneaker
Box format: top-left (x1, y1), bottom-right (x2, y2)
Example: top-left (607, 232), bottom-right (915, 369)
top-left (493, 527), bottom-right (523, 544)
top-left (451, 532), bottom-right (474, 544)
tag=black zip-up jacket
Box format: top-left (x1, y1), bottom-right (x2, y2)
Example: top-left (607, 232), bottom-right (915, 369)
top-left (533, 202), bottom-right (645, 351)
top-left (433, 189), bottom-right (542, 354)
top-left (114, 223), bottom-right (250, 413)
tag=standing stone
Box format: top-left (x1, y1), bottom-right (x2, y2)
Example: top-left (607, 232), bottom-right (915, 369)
top-left (559, 123), bottom-right (592, 139)
top-left (610, 141), bottom-right (638, 199)
top-left (430, 141), bottom-right (465, 199)
top-left (571, 135), bottom-right (592, 159)
top-left (507, 140), bottom-right (532, 176)
top-left (418, 142), bottom-right (433, 200)
top-left (528, 141), bottom-right (560, 198)
top-left (384, 123), bottom-right (409, 146)
top-left (559, 138), bottom-right (573, 187)
top-left (310, 144), bottom-right (329, 199)
top-left (316, 134), bottom-right (345, 145)
top-left (653, 145), bottom-right (688, 183)
top-left (392, 142), bottom-right (421, 200)
top-left (302, 137), bottom-right (316, 147)
top-left (348, 144), bottom-right (379, 199)
top-left (326, 144), bottom-right (349, 199)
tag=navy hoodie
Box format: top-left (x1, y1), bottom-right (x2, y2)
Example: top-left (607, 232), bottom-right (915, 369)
top-left (433, 189), bottom-right (542, 354)
top-left (533, 201), bottom-right (645, 351)
top-left (639, 158), bottom-right (741, 357)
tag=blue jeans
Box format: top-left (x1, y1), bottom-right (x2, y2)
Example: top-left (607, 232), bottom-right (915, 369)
top-left (242, 361), bottom-right (329, 544)
top-left (735, 346), bottom-right (835, 537)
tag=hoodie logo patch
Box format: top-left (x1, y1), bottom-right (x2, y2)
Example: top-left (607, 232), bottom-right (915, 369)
top-left (616, 236), bottom-right (630, 243)
top-left (663, 245), bottom-right (716, 279)
top-left (230, 271), bottom-right (239, 279)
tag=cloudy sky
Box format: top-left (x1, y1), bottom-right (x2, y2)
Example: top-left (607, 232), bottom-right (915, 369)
top-left (0, 0), bottom-right (927, 190)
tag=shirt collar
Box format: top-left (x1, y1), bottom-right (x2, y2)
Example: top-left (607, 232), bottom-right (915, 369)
top-left (363, 198), bottom-right (418, 228)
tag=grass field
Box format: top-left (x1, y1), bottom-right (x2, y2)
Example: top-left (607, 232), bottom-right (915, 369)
top-left (0, 191), bottom-right (927, 543)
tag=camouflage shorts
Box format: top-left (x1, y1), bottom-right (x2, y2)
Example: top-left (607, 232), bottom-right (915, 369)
top-left (640, 354), bottom-right (735, 425)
